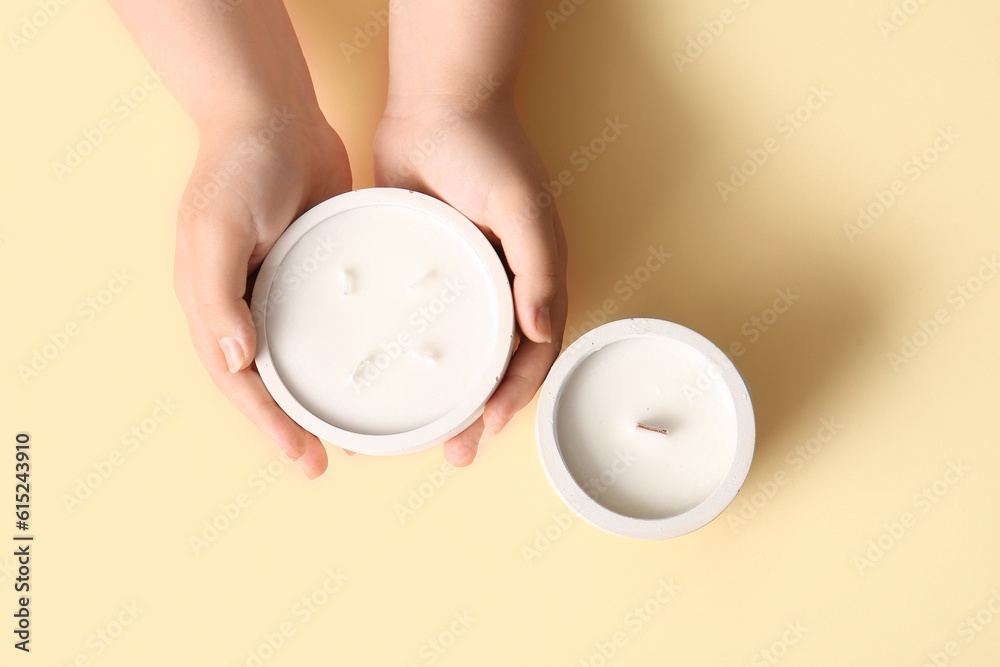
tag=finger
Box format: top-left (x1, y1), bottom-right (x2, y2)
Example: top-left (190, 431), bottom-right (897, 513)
top-left (483, 337), bottom-right (561, 435)
top-left (174, 194), bottom-right (326, 478)
top-left (443, 416), bottom-right (486, 467)
top-left (175, 200), bottom-right (259, 375)
top-left (491, 190), bottom-right (567, 345)
top-left (187, 317), bottom-right (329, 479)
top-left (486, 210), bottom-right (568, 433)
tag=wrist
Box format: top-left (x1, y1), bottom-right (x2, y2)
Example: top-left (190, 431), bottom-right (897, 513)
top-left (193, 91), bottom-right (328, 145)
top-left (383, 74), bottom-right (514, 124)
top-left (192, 66), bottom-right (327, 130)
top-left (383, 0), bottom-right (534, 117)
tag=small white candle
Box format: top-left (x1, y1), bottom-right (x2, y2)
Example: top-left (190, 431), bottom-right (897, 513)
top-left (536, 319), bottom-right (754, 539)
top-left (251, 188), bottom-right (514, 455)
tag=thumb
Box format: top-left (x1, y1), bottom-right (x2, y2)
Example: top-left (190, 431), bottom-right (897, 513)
top-left (213, 305), bottom-right (257, 374)
top-left (491, 188), bottom-right (567, 345)
top-left (175, 208), bottom-right (259, 375)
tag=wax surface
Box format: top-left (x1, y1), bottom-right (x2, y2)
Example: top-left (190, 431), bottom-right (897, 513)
top-left (265, 204), bottom-right (498, 435)
top-left (555, 337), bottom-right (738, 519)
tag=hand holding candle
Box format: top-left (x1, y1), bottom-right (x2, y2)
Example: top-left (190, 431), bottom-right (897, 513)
top-left (106, 0), bottom-right (355, 478)
top-left (172, 121), bottom-right (352, 480)
top-left (375, 0), bottom-right (569, 466)
top-left (109, 0), bottom-right (563, 476)
top-left (111, 0), bottom-right (754, 538)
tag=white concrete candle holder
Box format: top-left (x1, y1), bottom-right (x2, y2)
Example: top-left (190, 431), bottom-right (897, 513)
top-left (535, 318), bottom-right (755, 539)
top-left (251, 188), bottom-right (515, 456)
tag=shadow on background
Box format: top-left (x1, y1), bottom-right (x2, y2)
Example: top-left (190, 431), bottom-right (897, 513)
top-left (286, 0), bottom-right (391, 185)
top-left (287, 0), bottom-right (885, 469)
top-left (516, 2), bottom-right (884, 467)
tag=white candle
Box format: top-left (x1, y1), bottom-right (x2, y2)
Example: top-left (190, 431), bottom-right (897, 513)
top-left (251, 188), bottom-right (515, 456)
top-left (536, 319), bottom-right (754, 539)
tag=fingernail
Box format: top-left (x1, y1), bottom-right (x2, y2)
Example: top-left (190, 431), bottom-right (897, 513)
top-left (465, 442), bottom-right (480, 466)
top-left (468, 427), bottom-right (493, 465)
top-left (297, 441), bottom-right (329, 480)
top-left (446, 442), bottom-right (477, 467)
top-left (484, 412), bottom-right (505, 434)
top-left (535, 306), bottom-right (552, 344)
top-left (220, 337), bottom-right (244, 373)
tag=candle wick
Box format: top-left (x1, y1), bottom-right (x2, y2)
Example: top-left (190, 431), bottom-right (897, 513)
top-left (350, 358), bottom-right (372, 383)
top-left (340, 270), bottom-right (353, 296)
top-left (636, 423), bottom-right (669, 437)
top-left (409, 348), bottom-right (437, 362)
top-left (407, 271), bottom-right (432, 291)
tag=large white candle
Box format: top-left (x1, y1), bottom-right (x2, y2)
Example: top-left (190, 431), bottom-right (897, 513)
top-left (251, 188), bottom-right (515, 456)
top-left (536, 319), bottom-right (754, 539)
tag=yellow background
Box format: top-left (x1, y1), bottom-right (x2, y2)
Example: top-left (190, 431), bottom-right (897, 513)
top-left (3, 0), bottom-right (1000, 664)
